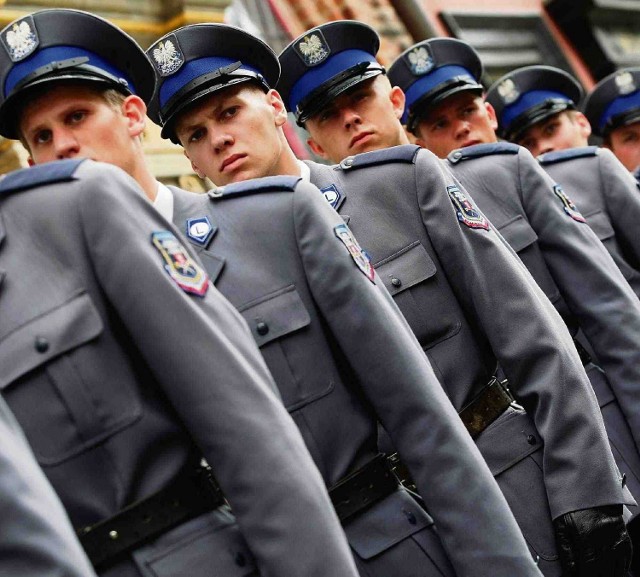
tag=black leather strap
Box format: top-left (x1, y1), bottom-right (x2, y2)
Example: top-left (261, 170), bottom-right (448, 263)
top-left (459, 377), bottom-right (513, 438)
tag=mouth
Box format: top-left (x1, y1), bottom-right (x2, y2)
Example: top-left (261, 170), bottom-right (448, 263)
top-left (220, 153), bottom-right (246, 172)
top-left (349, 131), bottom-right (374, 150)
top-left (461, 139), bottom-right (480, 148)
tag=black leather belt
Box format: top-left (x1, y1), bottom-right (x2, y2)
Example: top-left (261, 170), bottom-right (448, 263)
top-left (329, 454), bottom-right (400, 522)
top-left (77, 464), bottom-right (224, 569)
top-left (459, 377), bottom-right (514, 438)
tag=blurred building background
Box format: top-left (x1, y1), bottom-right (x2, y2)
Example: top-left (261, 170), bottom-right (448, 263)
top-left (1, 0), bottom-right (639, 185)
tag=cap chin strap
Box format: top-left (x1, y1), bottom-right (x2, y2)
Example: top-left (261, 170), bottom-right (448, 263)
top-left (504, 99), bottom-right (573, 142)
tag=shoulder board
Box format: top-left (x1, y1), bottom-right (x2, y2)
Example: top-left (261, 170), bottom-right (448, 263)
top-left (447, 142), bottom-right (519, 164)
top-left (0, 158), bottom-right (85, 195)
top-left (338, 144), bottom-right (420, 171)
top-left (538, 146), bottom-right (599, 166)
top-left (208, 175), bottom-right (302, 200)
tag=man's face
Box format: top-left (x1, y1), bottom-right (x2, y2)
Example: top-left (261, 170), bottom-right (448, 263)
top-left (304, 75), bottom-right (406, 164)
top-left (516, 111), bottom-right (590, 157)
top-left (175, 84), bottom-right (288, 185)
top-left (414, 91), bottom-right (498, 158)
top-left (19, 84), bottom-right (137, 174)
top-left (606, 122), bottom-right (640, 172)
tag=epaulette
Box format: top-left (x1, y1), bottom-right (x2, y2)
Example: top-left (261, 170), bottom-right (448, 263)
top-left (207, 175), bottom-right (302, 200)
top-left (447, 142), bottom-right (519, 164)
top-left (337, 144), bottom-right (420, 171)
top-left (0, 158), bottom-right (85, 195)
top-left (538, 146), bottom-right (599, 165)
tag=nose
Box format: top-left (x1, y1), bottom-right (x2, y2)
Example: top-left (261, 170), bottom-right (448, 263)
top-left (53, 128), bottom-right (80, 160)
top-left (453, 119), bottom-right (470, 140)
top-left (537, 138), bottom-right (555, 156)
top-left (212, 131), bottom-right (233, 153)
top-left (342, 107), bottom-right (362, 130)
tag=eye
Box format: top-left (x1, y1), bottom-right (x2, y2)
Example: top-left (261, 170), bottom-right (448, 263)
top-left (220, 106), bottom-right (239, 120)
top-left (188, 127), bottom-right (206, 143)
top-left (462, 106), bottom-right (475, 117)
top-left (33, 129), bottom-right (52, 145)
top-left (318, 108), bottom-right (337, 123)
top-left (432, 118), bottom-right (448, 131)
top-left (543, 122), bottom-right (558, 136)
top-left (67, 110), bottom-right (87, 124)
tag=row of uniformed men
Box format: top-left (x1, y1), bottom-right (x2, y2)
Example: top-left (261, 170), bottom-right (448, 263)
top-left (0, 8), bottom-right (639, 577)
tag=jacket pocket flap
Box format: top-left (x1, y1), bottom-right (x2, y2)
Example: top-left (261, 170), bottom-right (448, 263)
top-left (239, 285), bottom-right (311, 347)
top-left (498, 215), bottom-right (538, 253)
top-left (585, 210), bottom-right (615, 241)
top-left (375, 242), bottom-right (436, 296)
top-left (0, 292), bottom-right (103, 391)
top-left (344, 489), bottom-right (433, 560)
top-left (475, 407), bottom-right (542, 476)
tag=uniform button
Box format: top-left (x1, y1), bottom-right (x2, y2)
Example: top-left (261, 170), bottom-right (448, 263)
top-left (404, 509), bottom-right (417, 525)
top-left (622, 473), bottom-right (627, 488)
top-left (256, 322), bottom-right (269, 336)
top-left (452, 151), bottom-right (462, 160)
top-left (34, 336), bottom-right (49, 353)
top-left (235, 552), bottom-right (247, 567)
top-left (526, 434), bottom-right (537, 445)
top-left (340, 156), bottom-right (354, 169)
top-left (390, 277), bottom-right (402, 288)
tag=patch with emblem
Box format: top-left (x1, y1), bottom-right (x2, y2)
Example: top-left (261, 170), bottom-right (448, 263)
top-left (320, 184), bottom-right (342, 210)
top-left (497, 77), bottom-right (520, 105)
top-left (334, 223), bottom-right (375, 283)
top-left (2, 16), bottom-right (38, 62)
top-left (553, 185), bottom-right (585, 223)
top-left (294, 30), bottom-right (330, 67)
top-left (151, 34), bottom-right (184, 77)
top-left (151, 231), bottom-right (209, 296)
top-left (616, 71), bottom-right (636, 96)
top-left (447, 185), bottom-right (489, 230)
top-left (186, 216), bottom-right (216, 247)
top-left (406, 44), bottom-right (434, 76)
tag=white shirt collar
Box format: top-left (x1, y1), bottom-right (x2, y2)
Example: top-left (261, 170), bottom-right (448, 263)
top-left (297, 159), bottom-right (311, 182)
top-left (152, 181), bottom-right (174, 222)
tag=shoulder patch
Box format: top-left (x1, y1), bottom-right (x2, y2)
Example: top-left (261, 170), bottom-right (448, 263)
top-left (447, 185), bottom-right (490, 230)
top-left (208, 175), bottom-right (302, 200)
top-left (553, 185), bottom-right (586, 223)
top-left (0, 158), bottom-right (85, 195)
top-left (339, 145), bottom-right (420, 171)
top-left (334, 223), bottom-right (375, 283)
top-left (151, 231), bottom-right (209, 296)
top-left (538, 146), bottom-right (599, 166)
top-left (319, 183), bottom-right (345, 210)
top-left (447, 142), bottom-right (519, 164)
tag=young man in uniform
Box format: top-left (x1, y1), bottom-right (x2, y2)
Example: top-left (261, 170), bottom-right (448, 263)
top-left (0, 9), bottom-right (364, 577)
top-left (141, 23), bottom-right (547, 577)
top-left (484, 65), bottom-right (640, 298)
top-left (584, 67), bottom-right (640, 173)
top-left (278, 21), bottom-right (634, 577)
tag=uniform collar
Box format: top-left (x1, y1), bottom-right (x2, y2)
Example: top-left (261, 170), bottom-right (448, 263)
top-left (152, 181), bottom-right (174, 222)
top-left (297, 159), bottom-right (311, 182)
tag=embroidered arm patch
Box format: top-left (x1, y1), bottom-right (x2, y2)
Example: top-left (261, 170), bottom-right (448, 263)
top-left (151, 231), bottom-right (209, 296)
top-left (334, 223), bottom-right (375, 283)
top-left (447, 185), bottom-right (489, 230)
top-left (553, 185), bottom-right (586, 223)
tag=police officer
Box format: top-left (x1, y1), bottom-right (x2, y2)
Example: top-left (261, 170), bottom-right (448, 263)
top-left (0, 393), bottom-right (97, 577)
top-left (0, 10), bottom-right (363, 577)
top-left (143, 24), bottom-right (548, 577)
top-left (485, 65), bottom-right (640, 298)
top-left (279, 21), bottom-right (633, 577)
top-left (584, 67), bottom-right (640, 173)
top-left (390, 37), bottom-right (640, 553)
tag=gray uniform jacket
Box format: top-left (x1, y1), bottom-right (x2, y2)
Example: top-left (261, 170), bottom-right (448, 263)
top-left (445, 142), bottom-right (640, 518)
top-left (0, 159), bottom-right (359, 577)
top-left (307, 145), bottom-right (629, 576)
top-left (170, 177), bottom-right (543, 577)
top-left (539, 147), bottom-right (640, 298)
top-left (0, 394), bottom-right (97, 577)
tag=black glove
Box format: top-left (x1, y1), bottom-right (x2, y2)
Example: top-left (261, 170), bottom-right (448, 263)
top-left (553, 504), bottom-right (632, 577)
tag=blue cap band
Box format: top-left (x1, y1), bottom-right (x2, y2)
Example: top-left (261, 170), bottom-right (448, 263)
top-left (402, 64), bottom-right (475, 124)
top-left (4, 45), bottom-right (135, 98)
top-left (600, 90), bottom-right (640, 133)
top-left (288, 49), bottom-right (376, 114)
top-left (501, 90), bottom-right (570, 130)
top-left (159, 56), bottom-right (262, 110)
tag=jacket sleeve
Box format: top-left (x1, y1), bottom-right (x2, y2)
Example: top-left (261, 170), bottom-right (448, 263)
top-left (0, 395), bottom-right (98, 577)
top-left (517, 148), bottom-right (640, 454)
top-left (75, 162), bottom-right (359, 577)
top-left (414, 151), bottom-right (625, 520)
top-left (292, 179), bottom-right (543, 577)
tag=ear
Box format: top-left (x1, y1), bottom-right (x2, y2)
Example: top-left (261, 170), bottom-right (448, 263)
top-left (268, 89), bottom-right (289, 127)
top-left (389, 86), bottom-right (406, 120)
top-left (121, 95), bottom-right (148, 138)
top-left (184, 149), bottom-right (206, 179)
top-left (484, 101), bottom-right (499, 132)
top-left (573, 111), bottom-right (592, 139)
top-left (307, 136), bottom-right (330, 160)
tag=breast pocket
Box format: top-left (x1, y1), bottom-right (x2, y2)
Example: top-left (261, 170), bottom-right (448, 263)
top-left (0, 292), bottom-right (142, 465)
top-left (585, 209), bottom-right (615, 242)
top-left (375, 241), bottom-right (461, 349)
top-left (238, 285), bottom-right (330, 411)
top-left (498, 215), bottom-right (560, 304)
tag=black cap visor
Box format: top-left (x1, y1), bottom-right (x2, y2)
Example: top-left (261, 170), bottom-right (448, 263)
top-left (503, 98), bottom-right (574, 142)
top-left (603, 108), bottom-right (640, 137)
